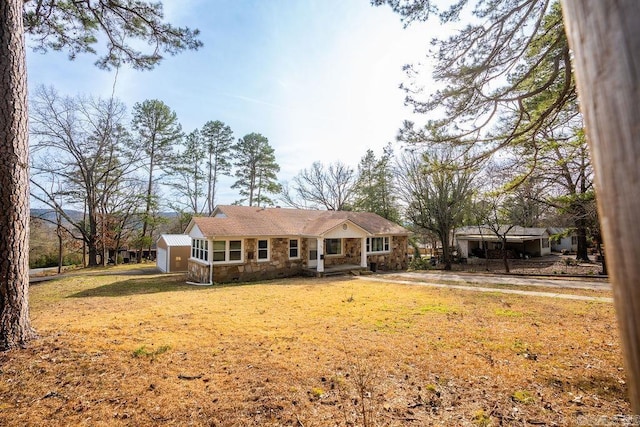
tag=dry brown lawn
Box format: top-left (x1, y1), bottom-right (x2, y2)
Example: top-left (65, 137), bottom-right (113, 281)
top-left (0, 265), bottom-right (628, 426)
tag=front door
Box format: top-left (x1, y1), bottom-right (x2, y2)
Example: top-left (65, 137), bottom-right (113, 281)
top-left (308, 238), bottom-right (318, 268)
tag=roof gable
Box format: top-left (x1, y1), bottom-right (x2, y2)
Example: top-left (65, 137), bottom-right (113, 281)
top-left (319, 219), bottom-right (369, 238)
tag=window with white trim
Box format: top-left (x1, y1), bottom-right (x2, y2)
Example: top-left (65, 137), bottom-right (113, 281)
top-left (542, 238), bottom-right (549, 248)
top-left (325, 238), bottom-right (342, 256)
top-left (367, 236), bottom-right (390, 253)
top-left (229, 240), bottom-right (242, 261)
top-left (191, 239), bottom-right (209, 261)
top-left (212, 240), bottom-right (226, 261)
top-left (289, 239), bottom-right (299, 259)
top-left (257, 239), bottom-right (269, 261)
top-left (211, 239), bottom-right (243, 263)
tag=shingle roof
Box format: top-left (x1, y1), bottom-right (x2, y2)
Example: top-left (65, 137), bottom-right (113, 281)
top-left (189, 205), bottom-right (409, 238)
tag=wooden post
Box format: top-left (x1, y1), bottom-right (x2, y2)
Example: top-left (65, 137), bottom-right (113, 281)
top-left (562, 0), bottom-right (640, 412)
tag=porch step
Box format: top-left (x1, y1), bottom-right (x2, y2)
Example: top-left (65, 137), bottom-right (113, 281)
top-left (322, 268), bottom-right (371, 277)
top-left (302, 265), bottom-right (373, 278)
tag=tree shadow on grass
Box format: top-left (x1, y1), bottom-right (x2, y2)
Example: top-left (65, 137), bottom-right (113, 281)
top-left (66, 272), bottom-right (342, 298)
top-left (67, 274), bottom-right (242, 298)
top-left (545, 373), bottom-right (627, 400)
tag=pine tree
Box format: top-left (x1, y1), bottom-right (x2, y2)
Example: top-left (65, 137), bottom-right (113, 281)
top-left (167, 129), bottom-right (207, 215)
top-left (231, 133), bottom-right (281, 207)
top-left (354, 144), bottom-right (399, 221)
top-left (131, 99), bottom-right (182, 262)
top-left (201, 120), bottom-right (234, 214)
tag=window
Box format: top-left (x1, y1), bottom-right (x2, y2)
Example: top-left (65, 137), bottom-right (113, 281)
top-left (325, 238), bottom-right (342, 256)
top-left (229, 240), bottom-right (242, 261)
top-left (191, 239), bottom-right (209, 262)
top-left (367, 236), bottom-right (390, 253)
top-left (257, 239), bottom-right (269, 261)
top-left (542, 238), bottom-right (550, 248)
top-left (571, 236), bottom-right (578, 245)
top-left (212, 240), bottom-right (226, 261)
top-left (211, 239), bottom-right (243, 263)
top-left (289, 239), bottom-right (299, 259)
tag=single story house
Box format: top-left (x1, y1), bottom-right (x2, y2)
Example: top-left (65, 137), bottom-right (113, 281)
top-left (548, 227), bottom-right (578, 253)
top-left (156, 234), bottom-right (192, 273)
top-left (455, 226), bottom-right (552, 259)
top-left (184, 205), bottom-right (410, 284)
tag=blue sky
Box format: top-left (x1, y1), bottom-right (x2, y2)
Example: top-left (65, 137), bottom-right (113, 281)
top-left (26, 0), bottom-right (440, 207)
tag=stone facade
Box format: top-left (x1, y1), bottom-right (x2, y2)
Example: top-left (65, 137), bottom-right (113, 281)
top-left (366, 235), bottom-right (408, 271)
top-left (187, 260), bottom-right (210, 284)
top-left (323, 238), bottom-right (362, 267)
top-left (187, 235), bottom-right (408, 284)
top-left (324, 236), bottom-right (408, 271)
top-left (186, 238), bottom-right (306, 283)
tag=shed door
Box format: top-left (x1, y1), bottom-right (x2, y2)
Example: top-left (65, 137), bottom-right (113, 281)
top-left (157, 247), bottom-right (168, 272)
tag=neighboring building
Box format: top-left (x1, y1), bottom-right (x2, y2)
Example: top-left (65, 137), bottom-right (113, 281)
top-left (156, 234), bottom-right (192, 273)
top-left (455, 226), bottom-right (552, 259)
top-left (184, 205), bottom-right (410, 284)
top-left (548, 227), bottom-right (578, 253)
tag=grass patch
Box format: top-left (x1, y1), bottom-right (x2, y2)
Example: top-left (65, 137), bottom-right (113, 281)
top-left (1, 265), bottom-right (628, 426)
top-left (132, 345), bottom-right (170, 359)
top-left (417, 303), bottom-right (457, 314)
top-left (494, 308), bottom-right (523, 317)
top-left (512, 390), bottom-right (535, 404)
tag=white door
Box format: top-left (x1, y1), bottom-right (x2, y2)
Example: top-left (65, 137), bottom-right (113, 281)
top-left (157, 247), bottom-right (168, 272)
top-left (307, 239), bottom-right (318, 268)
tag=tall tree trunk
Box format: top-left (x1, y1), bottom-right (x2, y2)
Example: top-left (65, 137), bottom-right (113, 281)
top-left (139, 143), bottom-right (155, 263)
top-left (86, 204), bottom-right (99, 266)
top-left (87, 235), bottom-right (99, 267)
top-left (501, 237), bottom-right (510, 273)
top-left (0, 0), bottom-right (36, 349)
top-left (563, 0), bottom-right (640, 411)
top-left (56, 214), bottom-right (63, 274)
top-left (440, 232), bottom-right (451, 270)
top-left (574, 215), bottom-right (589, 261)
top-left (207, 151), bottom-right (213, 215)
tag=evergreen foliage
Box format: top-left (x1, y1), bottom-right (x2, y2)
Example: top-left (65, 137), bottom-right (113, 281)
top-left (353, 144), bottom-right (400, 222)
top-left (201, 120), bottom-right (234, 214)
top-left (231, 133), bottom-right (281, 207)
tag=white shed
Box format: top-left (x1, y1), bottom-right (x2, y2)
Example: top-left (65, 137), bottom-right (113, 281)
top-left (156, 234), bottom-right (192, 273)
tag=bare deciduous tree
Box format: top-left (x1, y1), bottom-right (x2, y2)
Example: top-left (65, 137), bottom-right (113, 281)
top-left (396, 149), bottom-right (475, 270)
top-left (282, 161), bottom-right (356, 211)
top-left (30, 87), bottom-right (134, 267)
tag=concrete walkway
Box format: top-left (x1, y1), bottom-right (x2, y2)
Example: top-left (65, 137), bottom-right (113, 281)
top-left (358, 271), bottom-right (613, 303)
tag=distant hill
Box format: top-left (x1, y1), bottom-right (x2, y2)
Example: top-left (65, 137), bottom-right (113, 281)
top-left (31, 209), bottom-right (178, 224)
top-left (31, 208), bottom-right (83, 223)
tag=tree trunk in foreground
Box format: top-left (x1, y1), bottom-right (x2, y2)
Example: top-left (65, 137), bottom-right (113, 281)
top-left (562, 0), bottom-right (640, 412)
top-left (0, 0), bottom-right (36, 350)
